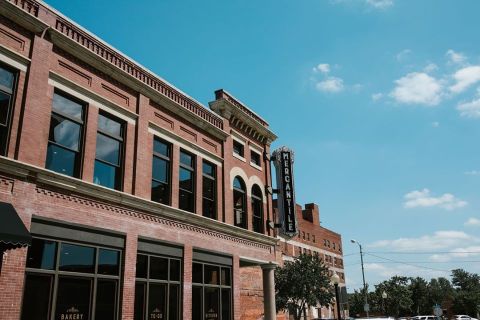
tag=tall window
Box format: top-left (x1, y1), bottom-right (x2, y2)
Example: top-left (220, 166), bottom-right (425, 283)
top-left (46, 92), bottom-right (85, 177)
top-left (233, 177), bottom-right (246, 229)
top-left (202, 161), bottom-right (216, 219)
top-left (179, 150), bottom-right (195, 212)
top-left (232, 140), bottom-right (244, 157)
top-left (134, 254), bottom-right (181, 320)
top-left (94, 112), bottom-right (124, 190)
top-left (0, 64), bottom-right (17, 155)
top-left (192, 262), bottom-right (232, 320)
top-left (251, 185), bottom-right (263, 233)
top-left (152, 137), bottom-right (171, 205)
top-left (21, 238), bottom-right (121, 320)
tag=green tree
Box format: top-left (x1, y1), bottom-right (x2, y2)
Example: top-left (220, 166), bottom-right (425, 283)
top-left (275, 253), bottom-right (334, 320)
top-left (375, 276), bottom-right (413, 317)
top-left (410, 277), bottom-right (430, 315)
top-left (451, 269), bottom-right (480, 317)
top-left (427, 277), bottom-right (454, 311)
top-left (348, 287), bottom-right (368, 317)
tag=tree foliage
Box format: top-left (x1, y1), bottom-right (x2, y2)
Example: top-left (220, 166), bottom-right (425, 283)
top-left (451, 269), bottom-right (480, 317)
top-left (275, 253), bottom-right (334, 320)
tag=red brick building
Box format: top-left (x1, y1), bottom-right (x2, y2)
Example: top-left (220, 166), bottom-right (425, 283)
top-left (0, 1), bottom-right (283, 319)
top-left (278, 203), bottom-right (347, 320)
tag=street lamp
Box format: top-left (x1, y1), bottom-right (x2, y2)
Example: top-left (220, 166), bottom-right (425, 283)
top-left (331, 271), bottom-right (342, 320)
top-left (351, 239), bottom-right (369, 318)
top-left (381, 290), bottom-right (387, 315)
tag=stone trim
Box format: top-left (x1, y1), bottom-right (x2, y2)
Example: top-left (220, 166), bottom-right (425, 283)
top-left (0, 43), bottom-right (30, 71)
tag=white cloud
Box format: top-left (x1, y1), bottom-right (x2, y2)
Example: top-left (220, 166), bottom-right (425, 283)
top-left (457, 98), bottom-right (480, 118)
top-left (372, 93), bottom-right (383, 101)
top-left (313, 63), bottom-right (330, 74)
top-left (316, 77), bottom-right (344, 93)
top-left (431, 121), bottom-right (440, 127)
top-left (464, 170), bottom-right (480, 175)
top-left (396, 49), bottom-right (411, 62)
top-left (365, 0), bottom-right (394, 9)
top-left (450, 66), bottom-right (480, 94)
top-left (403, 188), bottom-right (467, 210)
top-left (424, 63), bottom-right (438, 73)
top-left (390, 72), bottom-right (443, 106)
top-left (465, 217), bottom-right (480, 227)
top-left (446, 49), bottom-right (467, 65)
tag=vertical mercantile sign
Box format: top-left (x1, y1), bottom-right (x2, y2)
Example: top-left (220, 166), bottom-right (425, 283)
top-left (272, 146), bottom-right (298, 238)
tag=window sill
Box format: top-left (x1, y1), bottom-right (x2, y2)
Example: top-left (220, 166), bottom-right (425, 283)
top-left (232, 153), bottom-right (246, 162)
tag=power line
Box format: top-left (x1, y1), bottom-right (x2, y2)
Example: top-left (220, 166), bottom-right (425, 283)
top-left (364, 253), bottom-right (450, 272)
top-left (347, 260), bottom-right (480, 265)
top-left (365, 250), bottom-right (480, 255)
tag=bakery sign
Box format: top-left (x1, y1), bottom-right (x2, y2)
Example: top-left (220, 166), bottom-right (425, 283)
top-left (59, 306), bottom-right (84, 320)
top-left (272, 146), bottom-right (298, 238)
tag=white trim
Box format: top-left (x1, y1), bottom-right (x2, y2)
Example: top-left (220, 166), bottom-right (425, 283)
top-left (48, 73), bottom-right (137, 124)
top-left (249, 147), bottom-right (263, 171)
top-left (230, 167), bottom-right (250, 196)
top-left (249, 175), bottom-right (266, 204)
top-left (232, 152), bottom-right (246, 163)
top-left (0, 44), bottom-right (29, 72)
top-left (230, 130), bottom-right (247, 144)
top-left (148, 124), bottom-right (222, 167)
top-left (239, 256), bottom-right (278, 266)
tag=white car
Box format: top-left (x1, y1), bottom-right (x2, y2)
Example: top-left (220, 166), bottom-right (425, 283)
top-left (454, 315), bottom-right (478, 320)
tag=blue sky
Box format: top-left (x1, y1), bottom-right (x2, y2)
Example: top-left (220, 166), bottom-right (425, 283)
top-left (43, 0), bottom-right (480, 290)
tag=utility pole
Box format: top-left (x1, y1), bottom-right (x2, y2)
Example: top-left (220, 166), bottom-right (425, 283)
top-left (351, 239), bottom-right (369, 318)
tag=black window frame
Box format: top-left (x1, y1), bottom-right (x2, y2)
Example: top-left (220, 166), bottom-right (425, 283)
top-left (192, 261), bottom-right (232, 320)
top-left (179, 149), bottom-right (195, 213)
top-left (46, 90), bottom-right (86, 178)
top-left (21, 237), bottom-right (122, 320)
top-left (232, 140), bottom-right (244, 158)
top-left (233, 176), bottom-right (247, 229)
top-left (0, 63), bottom-right (18, 156)
top-left (251, 185), bottom-right (264, 233)
top-left (250, 150), bottom-right (261, 167)
top-left (151, 137), bottom-right (172, 205)
top-left (202, 160), bottom-right (216, 219)
top-left (134, 253), bottom-right (182, 320)
top-left (93, 111), bottom-right (125, 191)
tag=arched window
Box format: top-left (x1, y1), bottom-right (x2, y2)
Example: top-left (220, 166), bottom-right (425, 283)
top-left (251, 185), bottom-right (263, 233)
top-left (233, 177), bottom-right (246, 229)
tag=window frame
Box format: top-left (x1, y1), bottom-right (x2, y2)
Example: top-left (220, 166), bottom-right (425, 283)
top-left (0, 63), bottom-right (18, 156)
top-left (233, 177), bottom-right (247, 229)
top-left (22, 236), bottom-right (122, 320)
top-left (249, 149), bottom-right (262, 168)
top-left (202, 160), bottom-right (216, 219)
top-left (94, 111), bottom-right (125, 191)
top-left (46, 90), bottom-right (86, 178)
top-left (251, 185), bottom-right (264, 234)
top-left (179, 149), bottom-right (196, 213)
top-left (151, 137), bottom-right (172, 205)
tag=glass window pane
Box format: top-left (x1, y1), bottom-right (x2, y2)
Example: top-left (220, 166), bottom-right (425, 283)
top-left (134, 283), bottom-right (146, 320)
top-left (233, 141), bottom-right (244, 157)
top-left (204, 287), bottom-right (219, 320)
top-left (148, 283), bottom-right (167, 320)
top-left (26, 238), bottom-right (57, 270)
top-left (150, 256), bottom-right (168, 280)
top-left (21, 274), bottom-right (52, 320)
top-left (179, 168), bottom-right (192, 191)
top-left (49, 114), bottom-right (81, 151)
top-left (179, 189), bottom-right (194, 212)
top-left (0, 91), bottom-right (11, 126)
top-left (151, 180), bottom-right (169, 205)
top-left (55, 277), bottom-right (92, 320)
top-left (180, 151), bottom-right (193, 167)
top-left (52, 93), bottom-right (83, 120)
top-left (95, 280), bottom-right (117, 320)
top-left (46, 144), bottom-right (77, 177)
top-left (59, 243), bottom-right (95, 273)
top-left (192, 263), bottom-right (202, 283)
top-left (204, 265), bottom-right (219, 285)
top-left (202, 178), bottom-right (214, 200)
top-left (221, 288), bottom-right (231, 320)
top-left (153, 138), bottom-right (169, 157)
top-left (169, 259), bottom-right (180, 282)
top-left (168, 284), bottom-right (180, 320)
top-left (152, 157), bottom-right (168, 183)
top-left (96, 133), bottom-right (120, 165)
top-left (94, 160), bottom-right (118, 189)
top-left (221, 268), bottom-right (231, 286)
top-left (136, 254), bottom-right (148, 278)
top-left (203, 199), bottom-right (215, 219)
top-left (0, 66), bottom-right (14, 90)
top-left (233, 177), bottom-right (244, 191)
top-left (98, 249), bottom-right (120, 276)
top-left (98, 114), bottom-right (122, 137)
top-left (192, 286), bottom-right (202, 320)
top-left (202, 162), bottom-right (214, 177)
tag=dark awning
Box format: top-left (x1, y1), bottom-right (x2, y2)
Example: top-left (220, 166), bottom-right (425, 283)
top-left (0, 202), bottom-right (31, 251)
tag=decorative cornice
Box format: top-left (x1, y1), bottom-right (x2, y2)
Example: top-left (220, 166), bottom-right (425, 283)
top-left (2, 0), bottom-right (228, 140)
top-left (0, 156), bottom-right (279, 249)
